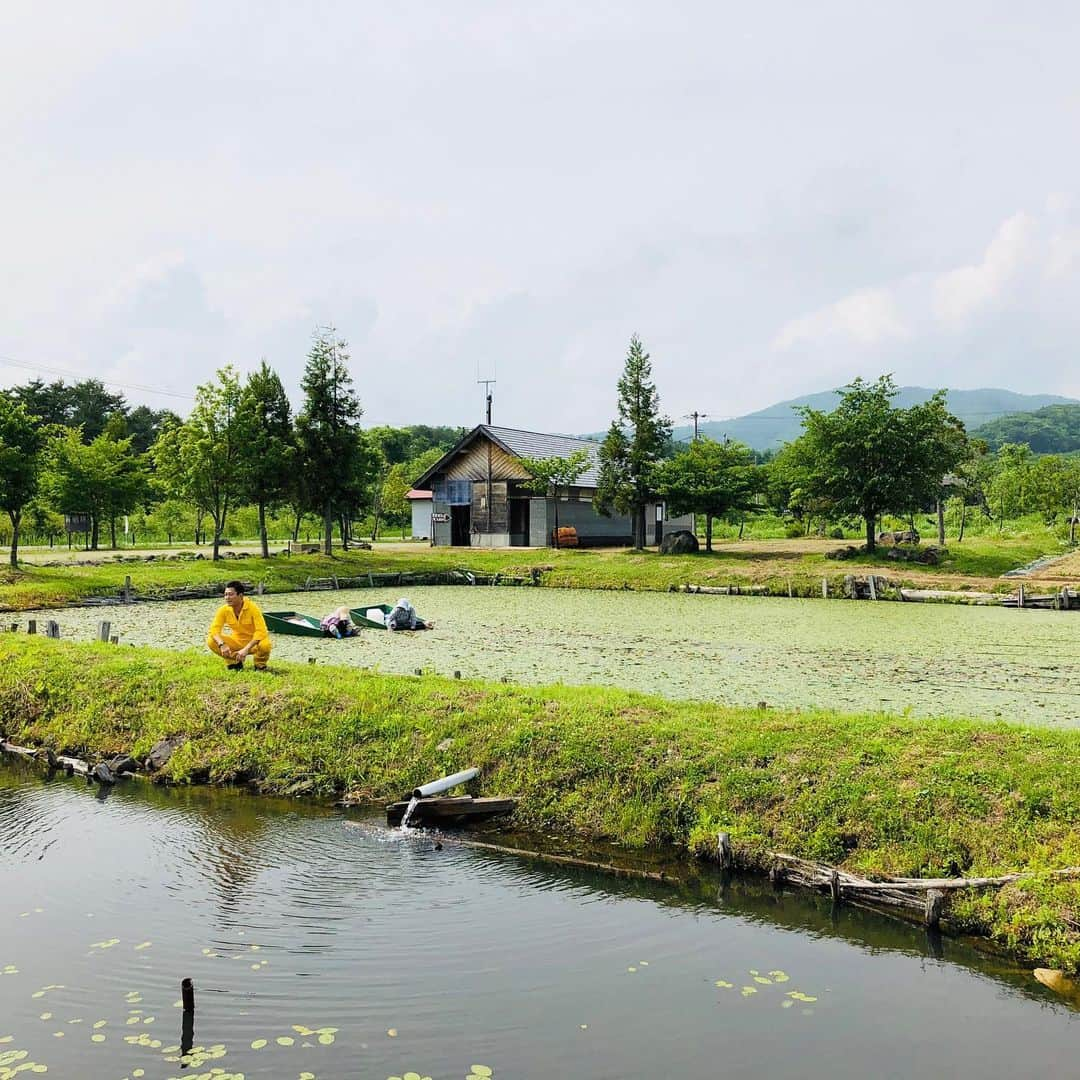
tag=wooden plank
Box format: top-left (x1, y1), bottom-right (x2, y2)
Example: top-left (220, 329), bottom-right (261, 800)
top-left (385, 795), bottom-right (516, 825)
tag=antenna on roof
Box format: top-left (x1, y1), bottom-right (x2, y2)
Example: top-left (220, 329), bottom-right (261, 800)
top-left (478, 377), bottom-right (496, 425)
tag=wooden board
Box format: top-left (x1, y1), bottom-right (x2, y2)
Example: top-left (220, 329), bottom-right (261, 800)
top-left (385, 795), bottom-right (517, 826)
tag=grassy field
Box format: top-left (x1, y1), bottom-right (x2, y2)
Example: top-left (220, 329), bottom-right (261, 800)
top-left (0, 530), bottom-right (1073, 611)
top-left (2, 636), bottom-right (1080, 972)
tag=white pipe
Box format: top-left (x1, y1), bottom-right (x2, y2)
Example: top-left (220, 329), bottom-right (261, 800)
top-left (413, 767), bottom-right (479, 799)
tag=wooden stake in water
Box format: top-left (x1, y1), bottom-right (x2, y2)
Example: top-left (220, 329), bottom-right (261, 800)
top-left (181, 977), bottom-right (195, 1012)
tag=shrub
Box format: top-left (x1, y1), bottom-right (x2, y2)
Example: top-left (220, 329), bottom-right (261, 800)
top-left (784, 524), bottom-right (804, 539)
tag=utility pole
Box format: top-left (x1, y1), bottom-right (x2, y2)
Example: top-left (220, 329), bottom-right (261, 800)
top-left (683, 411), bottom-right (709, 441)
top-left (478, 378), bottom-right (496, 425)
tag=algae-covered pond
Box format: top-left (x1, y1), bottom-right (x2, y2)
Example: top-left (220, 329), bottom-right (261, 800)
top-left (26, 586), bottom-right (1080, 726)
top-left (2, 759), bottom-right (1078, 1079)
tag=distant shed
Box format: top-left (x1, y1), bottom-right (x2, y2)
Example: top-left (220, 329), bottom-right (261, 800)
top-left (407, 489), bottom-right (433, 540)
top-left (413, 424), bottom-right (690, 548)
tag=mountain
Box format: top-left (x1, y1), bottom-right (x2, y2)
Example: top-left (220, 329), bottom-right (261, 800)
top-left (671, 388), bottom-right (1079, 452)
top-left (970, 403), bottom-right (1080, 453)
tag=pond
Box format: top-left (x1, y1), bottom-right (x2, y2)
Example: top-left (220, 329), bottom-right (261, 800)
top-left (1, 761), bottom-right (1078, 1079)
top-left (26, 586), bottom-right (1080, 726)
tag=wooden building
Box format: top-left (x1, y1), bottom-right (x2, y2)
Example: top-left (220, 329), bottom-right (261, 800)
top-left (413, 425), bottom-right (691, 547)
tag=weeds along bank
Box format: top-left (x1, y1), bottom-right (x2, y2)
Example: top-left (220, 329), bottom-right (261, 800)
top-left (2, 637), bottom-right (1080, 972)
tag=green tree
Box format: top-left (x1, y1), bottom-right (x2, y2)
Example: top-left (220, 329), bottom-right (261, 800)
top-left (296, 329), bottom-right (365, 554)
top-left (235, 362), bottom-right (295, 558)
top-left (517, 450), bottom-right (590, 548)
top-left (44, 430), bottom-right (146, 551)
top-left (653, 438), bottom-right (759, 552)
top-left (0, 398), bottom-right (46, 566)
top-left (595, 336), bottom-right (672, 549)
top-left (792, 376), bottom-right (967, 552)
top-left (153, 366), bottom-right (243, 560)
top-left (381, 462), bottom-right (414, 538)
top-left (987, 443), bottom-right (1033, 531)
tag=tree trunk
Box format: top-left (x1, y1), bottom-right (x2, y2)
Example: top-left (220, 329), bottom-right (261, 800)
top-left (634, 504), bottom-right (646, 550)
top-left (8, 510), bottom-right (20, 568)
top-left (323, 501), bottom-right (333, 555)
top-left (1072, 503), bottom-right (1078, 545)
top-left (90, 514), bottom-right (100, 551)
top-left (292, 510), bottom-right (302, 543)
top-left (258, 502), bottom-right (269, 559)
top-left (958, 501), bottom-right (967, 543)
top-left (109, 515), bottom-right (117, 549)
top-left (705, 514), bottom-right (713, 553)
top-left (738, 513), bottom-right (745, 540)
top-left (865, 516), bottom-right (876, 553)
top-left (936, 498), bottom-right (945, 545)
top-left (340, 513), bottom-right (349, 551)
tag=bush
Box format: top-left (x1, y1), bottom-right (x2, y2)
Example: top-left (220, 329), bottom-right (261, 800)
top-left (784, 524), bottom-right (804, 539)
top-left (828, 526), bottom-right (845, 539)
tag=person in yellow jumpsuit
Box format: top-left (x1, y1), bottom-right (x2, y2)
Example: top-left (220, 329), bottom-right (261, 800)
top-left (206, 580), bottom-right (272, 671)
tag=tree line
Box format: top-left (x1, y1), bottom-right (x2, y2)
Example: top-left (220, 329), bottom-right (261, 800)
top-left (0, 331), bottom-right (463, 566)
top-left (592, 337), bottom-right (1080, 552)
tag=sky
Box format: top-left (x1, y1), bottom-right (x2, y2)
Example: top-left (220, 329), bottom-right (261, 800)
top-left (3, 1), bottom-right (1080, 433)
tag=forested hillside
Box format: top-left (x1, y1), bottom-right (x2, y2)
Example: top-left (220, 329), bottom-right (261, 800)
top-left (970, 403), bottom-right (1080, 453)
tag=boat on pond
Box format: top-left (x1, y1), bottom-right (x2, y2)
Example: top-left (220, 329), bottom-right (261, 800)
top-left (349, 603), bottom-right (394, 629)
top-left (264, 611), bottom-right (325, 637)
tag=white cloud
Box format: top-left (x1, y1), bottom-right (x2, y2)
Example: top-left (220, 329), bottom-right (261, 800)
top-left (933, 212), bottom-right (1035, 325)
top-left (774, 288), bottom-right (908, 350)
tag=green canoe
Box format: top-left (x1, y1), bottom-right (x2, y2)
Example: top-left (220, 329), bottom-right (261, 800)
top-left (348, 603), bottom-right (394, 629)
top-left (265, 611), bottom-right (324, 638)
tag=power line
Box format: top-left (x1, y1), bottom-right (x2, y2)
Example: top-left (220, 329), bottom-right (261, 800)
top-left (0, 352), bottom-right (194, 401)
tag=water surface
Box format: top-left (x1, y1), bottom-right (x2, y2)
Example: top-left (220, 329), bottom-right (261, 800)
top-left (25, 586), bottom-right (1080, 725)
top-left (0, 762), bottom-right (1076, 1079)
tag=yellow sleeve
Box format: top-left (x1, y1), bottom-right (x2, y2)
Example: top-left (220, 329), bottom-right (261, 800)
top-left (207, 606), bottom-right (227, 644)
top-left (249, 602), bottom-right (269, 644)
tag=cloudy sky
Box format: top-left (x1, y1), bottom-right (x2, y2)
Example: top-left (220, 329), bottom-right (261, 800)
top-left (3, 2), bottom-right (1080, 432)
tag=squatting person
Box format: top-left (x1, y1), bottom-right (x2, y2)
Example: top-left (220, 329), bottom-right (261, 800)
top-left (207, 580), bottom-right (272, 671)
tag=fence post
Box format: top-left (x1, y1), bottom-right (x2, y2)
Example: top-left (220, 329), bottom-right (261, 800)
top-left (98, 621), bottom-right (111, 643)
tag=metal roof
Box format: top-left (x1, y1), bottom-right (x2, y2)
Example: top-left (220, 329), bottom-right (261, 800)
top-left (482, 426), bottom-right (602, 486)
top-left (413, 424), bottom-right (602, 488)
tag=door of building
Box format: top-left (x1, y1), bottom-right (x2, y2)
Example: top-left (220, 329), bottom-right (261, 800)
top-left (509, 499), bottom-right (530, 546)
top-left (451, 505), bottom-right (471, 546)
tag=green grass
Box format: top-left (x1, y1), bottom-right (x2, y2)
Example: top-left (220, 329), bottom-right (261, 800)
top-left (0, 527), bottom-right (1071, 612)
top-left (3, 636), bottom-right (1080, 972)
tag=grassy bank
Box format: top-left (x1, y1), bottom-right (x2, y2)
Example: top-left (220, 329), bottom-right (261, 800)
top-left (2, 636), bottom-right (1079, 971)
top-left (0, 532), bottom-right (1067, 611)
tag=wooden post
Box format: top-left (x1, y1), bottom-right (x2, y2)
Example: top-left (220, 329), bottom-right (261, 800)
top-left (123, 575), bottom-right (132, 603)
top-left (332, 576), bottom-right (339, 589)
top-left (46, 620), bottom-right (60, 639)
top-left (821, 578), bottom-right (828, 599)
top-left (716, 831), bottom-right (734, 870)
top-left (256, 581), bottom-right (264, 595)
top-left (27, 620), bottom-right (36, 635)
top-left (830, 869), bottom-right (842, 904)
top-left (924, 888), bottom-right (945, 929)
top-left (110, 636), bottom-right (119, 646)
top-left (867, 575), bottom-right (877, 601)
top-left (1061, 587), bottom-right (1070, 612)
top-left (1018, 584), bottom-right (1025, 609)
top-left (9, 623), bottom-right (17, 633)
top-left (98, 621), bottom-right (111, 643)
top-left (453, 670), bottom-right (462, 679)
top-left (787, 579), bottom-right (793, 598)
top-left (181, 977), bottom-right (195, 1012)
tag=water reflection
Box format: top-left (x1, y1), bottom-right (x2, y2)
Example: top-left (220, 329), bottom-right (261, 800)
top-left (1, 760), bottom-right (1077, 1080)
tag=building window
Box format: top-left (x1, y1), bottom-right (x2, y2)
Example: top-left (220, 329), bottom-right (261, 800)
top-left (434, 479), bottom-right (472, 505)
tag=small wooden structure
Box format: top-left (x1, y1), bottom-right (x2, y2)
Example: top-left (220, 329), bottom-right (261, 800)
top-left (385, 795), bottom-right (517, 827)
